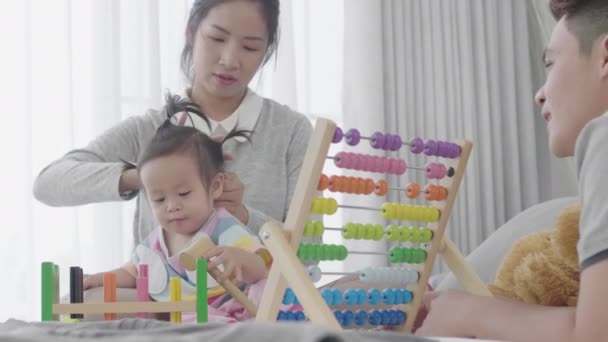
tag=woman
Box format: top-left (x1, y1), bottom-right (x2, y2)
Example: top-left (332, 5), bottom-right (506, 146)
top-left (34, 0), bottom-right (312, 247)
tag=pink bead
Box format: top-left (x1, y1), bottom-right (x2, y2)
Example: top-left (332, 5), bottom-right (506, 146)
top-left (381, 157), bottom-right (391, 173)
top-left (425, 162), bottom-right (447, 179)
top-left (346, 153), bottom-right (357, 169)
top-left (397, 159), bottom-right (407, 175)
top-left (373, 156), bottom-right (383, 172)
top-left (388, 158), bottom-right (400, 174)
top-left (363, 155), bottom-right (374, 171)
top-left (335, 152), bottom-right (348, 168)
top-left (353, 153), bottom-right (363, 170)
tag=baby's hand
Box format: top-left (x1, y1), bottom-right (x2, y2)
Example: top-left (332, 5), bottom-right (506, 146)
top-left (204, 246), bottom-right (265, 284)
top-left (83, 273), bottom-right (103, 290)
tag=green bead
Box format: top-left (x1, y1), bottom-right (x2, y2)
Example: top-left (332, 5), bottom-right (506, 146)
top-left (329, 245), bottom-right (340, 260)
top-left (304, 221), bottom-right (313, 237)
top-left (410, 227), bottom-right (421, 243)
top-left (399, 226), bottom-right (411, 242)
top-left (389, 247), bottom-right (403, 263)
top-left (402, 248), bottom-right (413, 263)
top-left (420, 228), bottom-right (433, 242)
top-left (385, 224), bottom-right (400, 242)
top-left (314, 221), bottom-right (324, 237)
top-left (338, 245), bottom-right (348, 260)
top-left (356, 224), bottom-right (366, 240)
top-left (373, 225), bottom-right (384, 240)
top-left (342, 223), bottom-right (355, 239)
top-left (364, 224), bottom-right (375, 240)
top-left (297, 244), bottom-right (309, 260)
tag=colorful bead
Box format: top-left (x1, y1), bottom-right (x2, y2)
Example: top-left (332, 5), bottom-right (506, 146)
top-left (409, 137), bottom-right (424, 154)
top-left (375, 180), bottom-right (388, 196)
top-left (318, 174), bottom-right (329, 191)
top-left (333, 310), bottom-right (344, 325)
top-left (384, 224), bottom-right (400, 242)
top-left (382, 289), bottom-right (396, 305)
top-left (332, 127), bottom-right (344, 143)
top-left (354, 310), bottom-right (368, 326)
top-left (383, 134), bottom-right (394, 151)
top-left (399, 226), bottom-right (412, 242)
top-left (405, 182), bottom-right (420, 199)
top-left (295, 311), bottom-right (306, 321)
top-left (391, 134), bottom-right (403, 151)
top-left (345, 128), bottom-right (361, 146)
top-left (321, 288), bottom-right (334, 306)
top-left (307, 265), bottom-right (322, 282)
top-left (344, 289), bottom-right (358, 305)
top-left (425, 162), bottom-right (447, 179)
top-left (368, 310), bottom-right (382, 326)
top-left (371, 131), bottom-right (385, 149)
top-left (420, 227), bottom-right (433, 243)
top-left (342, 310), bottom-right (354, 327)
top-left (424, 184), bottom-right (448, 201)
top-left (381, 202), bottom-right (440, 222)
top-left (367, 289), bottom-right (381, 305)
top-left (283, 288), bottom-right (296, 305)
top-left (424, 139), bottom-right (438, 156)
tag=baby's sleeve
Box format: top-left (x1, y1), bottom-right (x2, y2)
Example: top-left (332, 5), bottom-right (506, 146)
top-left (216, 220), bottom-right (273, 267)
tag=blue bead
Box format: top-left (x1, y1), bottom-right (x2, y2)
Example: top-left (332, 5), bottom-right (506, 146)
top-left (321, 288), bottom-right (334, 306)
top-left (367, 289), bottom-right (381, 305)
top-left (380, 310), bottom-right (391, 325)
top-left (354, 310), bottom-right (368, 326)
top-left (285, 311), bottom-right (295, 321)
top-left (283, 288), bottom-right (295, 305)
top-left (333, 310), bottom-right (344, 325)
top-left (295, 311), bottom-right (306, 321)
top-left (382, 289), bottom-right (396, 305)
top-left (332, 289), bottom-right (343, 306)
top-left (277, 311), bottom-right (288, 320)
top-left (344, 289), bottom-right (358, 305)
top-left (402, 290), bottom-right (413, 304)
top-left (393, 289), bottom-right (403, 304)
top-left (388, 310), bottom-right (398, 325)
top-left (342, 310), bottom-right (354, 327)
top-left (356, 289), bottom-right (367, 305)
top-left (369, 310), bottom-right (382, 326)
top-left (396, 310), bottom-right (407, 325)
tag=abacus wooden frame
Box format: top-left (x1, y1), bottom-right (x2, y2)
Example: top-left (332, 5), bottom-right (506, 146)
top-left (255, 118), bottom-right (491, 332)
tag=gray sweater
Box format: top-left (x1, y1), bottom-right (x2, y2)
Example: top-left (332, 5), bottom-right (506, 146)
top-left (33, 91), bottom-right (313, 246)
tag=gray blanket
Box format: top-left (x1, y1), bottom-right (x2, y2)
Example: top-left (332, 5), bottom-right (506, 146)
top-left (0, 319), bottom-right (434, 342)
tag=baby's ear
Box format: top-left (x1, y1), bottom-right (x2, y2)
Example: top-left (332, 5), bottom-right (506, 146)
top-left (211, 173), bottom-right (224, 199)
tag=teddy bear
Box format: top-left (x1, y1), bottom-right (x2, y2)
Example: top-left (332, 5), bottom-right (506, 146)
top-left (487, 204), bottom-right (580, 306)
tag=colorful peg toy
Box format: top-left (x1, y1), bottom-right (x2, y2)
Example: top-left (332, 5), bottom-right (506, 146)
top-left (255, 118), bottom-right (492, 332)
top-left (41, 259), bottom-right (209, 323)
top-left (41, 238), bottom-right (257, 323)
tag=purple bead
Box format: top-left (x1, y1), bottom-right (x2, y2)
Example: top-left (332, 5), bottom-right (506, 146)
top-left (391, 134), bottom-right (402, 151)
top-left (409, 137), bottom-right (424, 154)
top-left (383, 134), bottom-right (394, 151)
top-left (452, 144), bottom-right (462, 158)
top-left (424, 139), bottom-right (438, 156)
top-left (332, 127), bottom-right (344, 143)
top-left (371, 132), bottom-right (385, 149)
top-left (345, 128), bottom-right (361, 146)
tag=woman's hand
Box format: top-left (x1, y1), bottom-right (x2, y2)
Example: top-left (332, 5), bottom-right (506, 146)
top-left (119, 168), bottom-right (142, 193)
top-left (215, 172), bottom-right (249, 224)
top-left (204, 246), bottom-right (266, 284)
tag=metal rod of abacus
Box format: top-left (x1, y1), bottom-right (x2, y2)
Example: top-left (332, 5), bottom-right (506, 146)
top-left (323, 227), bottom-right (343, 231)
top-left (338, 204), bottom-right (381, 212)
top-left (325, 156), bottom-right (428, 171)
top-left (348, 251), bottom-right (387, 256)
top-left (358, 135), bottom-right (412, 146)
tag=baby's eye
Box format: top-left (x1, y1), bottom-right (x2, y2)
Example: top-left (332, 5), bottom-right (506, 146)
top-left (209, 36), bottom-right (224, 43)
top-left (153, 197), bottom-right (165, 203)
top-left (179, 191), bottom-right (191, 197)
top-left (244, 46), bottom-right (259, 52)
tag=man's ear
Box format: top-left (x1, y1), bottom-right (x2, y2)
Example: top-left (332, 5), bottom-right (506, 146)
top-left (600, 34), bottom-right (608, 79)
top-left (211, 173), bottom-right (224, 199)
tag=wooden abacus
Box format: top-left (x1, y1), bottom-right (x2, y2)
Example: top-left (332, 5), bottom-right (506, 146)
top-left (254, 118), bottom-right (491, 331)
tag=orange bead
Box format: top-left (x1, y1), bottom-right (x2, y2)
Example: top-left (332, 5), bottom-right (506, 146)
top-left (375, 179), bottom-right (388, 196)
top-left (365, 179), bottom-right (375, 194)
top-left (328, 175), bottom-right (341, 192)
top-left (424, 184), bottom-right (448, 201)
top-left (405, 182), bottom-right (421, 199)
top-left (318, 174), bottom-right (330, 191)
top-left (357, 178), bottom-right (367, 194)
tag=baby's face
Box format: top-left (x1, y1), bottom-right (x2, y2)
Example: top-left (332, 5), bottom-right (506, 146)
top-left (140, 153), bottom-right (220, 236)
